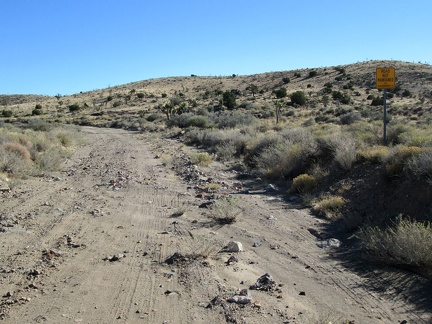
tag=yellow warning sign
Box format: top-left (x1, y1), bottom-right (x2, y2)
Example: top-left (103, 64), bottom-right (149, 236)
top-left (376, 67), bottom-right (396, 89)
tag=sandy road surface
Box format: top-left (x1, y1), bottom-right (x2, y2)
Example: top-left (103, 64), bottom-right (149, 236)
top-left (1, 127), bottom-right (430, 323)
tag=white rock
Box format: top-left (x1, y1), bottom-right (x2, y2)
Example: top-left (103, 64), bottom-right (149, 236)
top-left (316, 238), bottom-right (341, 248)
top-left (226, 241), bottom-right (244, 252)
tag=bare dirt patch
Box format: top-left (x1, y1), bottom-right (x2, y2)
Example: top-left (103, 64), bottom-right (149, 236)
top-left (1, 127), bottom-right (431, 323)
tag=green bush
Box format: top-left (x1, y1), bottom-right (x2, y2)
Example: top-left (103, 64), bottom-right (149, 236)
top-left (1, 110), bottom-right (13, 117)
top-left (290, 91), bottom-right (306, 106)
top-left (309, 70), bottom-right (318, 78)
top-left (222, 91), bottom-right (236, 109)
top-left (32, 108), bottom-right (42, 116)
top-left (273, 87), bottom-right (287, 99)
top-left (371, 97), bottom-right (384, 106)
top-left (68, 104), bottom-right (80, 112)
top-left (282, 77), bottom-right (290, 84)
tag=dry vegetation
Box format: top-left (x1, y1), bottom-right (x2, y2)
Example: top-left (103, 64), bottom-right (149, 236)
top-left (2, 59), bottom-right (432, 276)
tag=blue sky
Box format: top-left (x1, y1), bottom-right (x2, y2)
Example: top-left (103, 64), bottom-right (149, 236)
top-left (1, 0), bottom-right (431, 95)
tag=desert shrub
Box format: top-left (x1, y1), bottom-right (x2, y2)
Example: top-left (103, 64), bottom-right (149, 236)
top-left (182, 234), bottom-right (224, 259)
top-left (325, 135), bottom-right (358, 170)
top-left (290, 91), bottom-right (306, 106)
top-left (146, 113), bottom-right (159, 122)
top-left (383, 123), bottom-right (409, 145)
top-left (222, 91), bottom-right (236, 109)
top-left (244, 133), bottom-right (280, 168)
top-left (313, 195), bottom-right (345, 219)
top-left (309, 70), bottom-right (318, 78)
top-left (32, 108), bottom-right (42, 116)
top-left (398, 128), bottom-right (432, 147)
top-left (282, 77), bottom-right (290, 84)
top-left (289, 174), bottom-right (317, 194)
top-left (207, 196), bottom-right (243, 224)
top-left (34, 146), bottom-right (70, 172)
top-left (371, 96), bottom-right (384, 106)
top-left (2, 110), bottom-right (13, 117)
top-left (255, 136), bottom-right (317, 179)
top-left (0, 142), bottom-right (33, 175)
top-left (358, 146), bottom-right (389, 163)
top-left (384, 145), bottom-right (424, 177)
top-left (0, 145), bottom-right (32, 175)
top-left (211, 111), bottom-right (256, 129)
top-left (56, 132), bottom-right (74, 147)
top-left (273, 87), bottom-right (287, 99)
top-left (113, 101), bottom-right (122, 107)
top-left (406, 149), bottom-right (432, 184)
top-left (167, 113), bottom-right (212, 129)
top-left (215, 141), bottom-right (237, 162)
top-left (309, 163), bottom-right (329, 180)
top-left (332, 91), bottom-right (351, 104)
top-left (189, 152), bottom-right (212, 166)
top-left (26, 118), bottom-right (54, 132)
top-left (358, 218), bottom-right (432, 269)
top-left (68, 103), bottom-right (80, 112)
top-left (339, 112), bottom-right (362, 125)
top-left (402, 89), bottom-right (411, 97)
top-left (347, 121), bottom-right (382, 146)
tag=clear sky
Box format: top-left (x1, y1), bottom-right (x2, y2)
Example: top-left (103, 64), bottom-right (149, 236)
top-left (1, 0), bottom-right (431, 95)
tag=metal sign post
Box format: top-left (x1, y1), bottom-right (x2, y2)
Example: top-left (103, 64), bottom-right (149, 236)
top-left (376, 68), bottom-right (396, 146)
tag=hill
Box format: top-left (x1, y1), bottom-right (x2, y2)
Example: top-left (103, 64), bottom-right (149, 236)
top-left (1, 60), bottom-right (432, 128)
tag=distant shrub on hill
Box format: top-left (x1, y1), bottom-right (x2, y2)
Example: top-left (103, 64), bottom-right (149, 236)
top-left (273, 87), bottom-right (287, 99)
top-left (1, 110), bottom-right (13, 117)
top-left (290, 91), bottom-right (306, 106)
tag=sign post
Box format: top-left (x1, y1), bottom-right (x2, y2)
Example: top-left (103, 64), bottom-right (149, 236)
top-left (376, 68), bottom-right (396, 145)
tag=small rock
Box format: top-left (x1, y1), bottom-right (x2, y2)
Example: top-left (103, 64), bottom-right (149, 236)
top-left (265, 184), bottom-right (277, 192)
top-left (226, 255), bottom-right (238, 265)
top-left (250, 273), bottom-right (276, 291)
top-left (227, 295), bottom-right (252, 304)
top-left (206, 296), bottom-right (223, 308)
top-left (252, 242), bottom-right (261, 247)
top-left (299, 291), bottom-right (306, 296)
top-left (316, 238), bottom-right (341, 249)
top-left (226, 241), bottom-right (244, 252)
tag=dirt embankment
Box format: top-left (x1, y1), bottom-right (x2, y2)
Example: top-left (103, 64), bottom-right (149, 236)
top-left (1, 127), bottom-right (431, 323)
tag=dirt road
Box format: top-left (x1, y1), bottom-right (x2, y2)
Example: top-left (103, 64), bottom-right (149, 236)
top-left (1, 127), bottom-right (430, 323)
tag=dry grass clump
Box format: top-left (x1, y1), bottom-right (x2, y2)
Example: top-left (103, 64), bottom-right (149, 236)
top-left (0, 124), bottom-right (78, 176)
top-left (313, 195), bottom-right (345, 220)
top-left (358, 145), bottom-right (389, 163)
top-left (182, 233), bottom-right (224, 259)
top-left (357, 218), bottom-right (432, 270)
top-left (207, 196), bottom-right (243, 224)
top-left (189, 152), bottom-right (213, 166)
top-left (325, 134), bottom-right (358, 170)
top-left (254, 128), bottom-right (317, 179)
top-left (384, 145), bottom-right (425, 177)
top-left (289, 174), bottom-right (317, 194)
top-left (406, 149), bottom-right (432, 184)
top-left (0, 143), bottom-right (33, 175)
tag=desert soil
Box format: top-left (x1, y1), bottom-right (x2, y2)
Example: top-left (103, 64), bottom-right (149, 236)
top-left (0, 127), bottom-right (430, 324)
